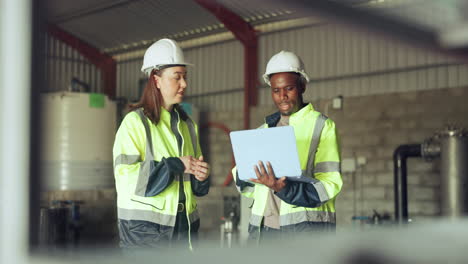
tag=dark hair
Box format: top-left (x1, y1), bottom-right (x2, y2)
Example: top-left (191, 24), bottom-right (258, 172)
top-left (128, 67), bottom-right (188, 124)
top-left (128, 68), bottom-right (165, 124)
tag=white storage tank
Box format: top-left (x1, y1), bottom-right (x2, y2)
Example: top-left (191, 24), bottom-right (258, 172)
top-left (40, 92), bottom-right (116, 191)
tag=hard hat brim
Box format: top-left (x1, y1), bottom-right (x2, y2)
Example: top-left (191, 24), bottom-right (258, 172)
top-left (263, 70), bottom-right (310, 86)
top-left (142, 62), bottom-right (194, 76)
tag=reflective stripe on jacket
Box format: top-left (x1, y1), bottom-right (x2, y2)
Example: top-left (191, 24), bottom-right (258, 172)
top-left (233, 103), bottom-right (342, 228)
top-left (113, 107), bottom-right (209, 228)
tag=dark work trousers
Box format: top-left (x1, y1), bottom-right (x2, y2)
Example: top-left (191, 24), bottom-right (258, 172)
top-left (259, 226), bottom-right (282, 243)
top-left (248, 221), bottom-right (336, 244)
top-left (171, 211), bottom-right (200, 248)
top-left (118, 213), bottom-right (200, 250)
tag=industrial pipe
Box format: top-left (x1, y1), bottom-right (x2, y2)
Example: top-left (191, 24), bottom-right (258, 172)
top-left (439, 129), bottom-right (468, 218)
top-left (394, 126), bottom-right (468, 224)
top-left (393, 144), bottom-right (421, 224)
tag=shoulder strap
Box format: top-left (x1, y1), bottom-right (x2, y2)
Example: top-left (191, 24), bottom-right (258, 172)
top-left (135, 109), bottom-right (154, 161)
top-left (305, 113), bottom-right (328, 176)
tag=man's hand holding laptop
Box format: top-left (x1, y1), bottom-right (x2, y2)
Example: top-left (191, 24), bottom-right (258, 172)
top-left (250, 161), bottom-right (287, 192)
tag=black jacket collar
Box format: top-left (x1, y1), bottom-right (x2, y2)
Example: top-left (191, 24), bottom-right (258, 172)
top-left (265, 112), bottom-right (281, 128)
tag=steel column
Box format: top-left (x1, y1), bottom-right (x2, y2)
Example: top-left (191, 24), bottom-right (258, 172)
top-left (195, 0), bottom-right (258, 129)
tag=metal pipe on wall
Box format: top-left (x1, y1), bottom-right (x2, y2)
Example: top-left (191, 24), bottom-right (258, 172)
top-left (393, 144), bottom-right (421, 225)
top-left (439, 129), bottom-right (468, 218)
top-left (394, 126), bottom-right (468, 225)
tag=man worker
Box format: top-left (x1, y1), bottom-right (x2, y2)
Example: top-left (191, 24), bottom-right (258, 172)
top-left (233, 50), bottom-right (342, 240)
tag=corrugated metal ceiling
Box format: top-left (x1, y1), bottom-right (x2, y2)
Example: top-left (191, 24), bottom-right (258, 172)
top-left (216, 0), bottom-right (295, 24)
top-left (47, 0), bottom-right (468, 55)
top-left (46, 0), bottom-right (299, 55)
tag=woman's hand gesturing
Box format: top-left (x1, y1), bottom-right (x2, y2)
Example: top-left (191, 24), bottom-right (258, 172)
top-left (179, 155), bottom-right (210, 181)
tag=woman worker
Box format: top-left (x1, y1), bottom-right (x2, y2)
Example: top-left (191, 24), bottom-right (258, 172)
top-left (113, 38), bottom-right (210, 249)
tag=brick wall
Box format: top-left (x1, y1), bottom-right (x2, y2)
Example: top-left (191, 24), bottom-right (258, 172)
top-left (329, 86), bottom-right (468, 228)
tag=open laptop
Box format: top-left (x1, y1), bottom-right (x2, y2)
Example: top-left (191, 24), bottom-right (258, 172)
top-left (229, 126), bottom-right (302, 181)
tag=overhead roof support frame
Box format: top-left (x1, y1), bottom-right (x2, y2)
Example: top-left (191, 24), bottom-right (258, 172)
top-left (195, 0), bottom-right (259, 129)
top-left (47, 24), bottom-right (116, 98)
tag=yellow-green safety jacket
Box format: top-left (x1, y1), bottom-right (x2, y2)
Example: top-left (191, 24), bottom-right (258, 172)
top-left (233, 103), bottom-right (342, 230)
top-left (113, 107), bottom-right (208, 231)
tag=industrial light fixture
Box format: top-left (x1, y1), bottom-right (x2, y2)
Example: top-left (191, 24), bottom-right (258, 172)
top-left (332, 95), bottom-right (343, 110)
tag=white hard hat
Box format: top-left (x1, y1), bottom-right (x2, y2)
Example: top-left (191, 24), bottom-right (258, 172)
top-left (141, 38), bottom-right (193, 76)
top-left (263, 50), bottom-right (310, 86)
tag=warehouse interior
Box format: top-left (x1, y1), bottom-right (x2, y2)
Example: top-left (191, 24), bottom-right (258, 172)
top-left (2, 0), bottom-right (468, 263)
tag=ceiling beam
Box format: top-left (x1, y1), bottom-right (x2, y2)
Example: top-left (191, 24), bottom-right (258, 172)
top-left (47, 24), bottom-right (116, 98)
top-left (195, 0), bottom-right (259, 129)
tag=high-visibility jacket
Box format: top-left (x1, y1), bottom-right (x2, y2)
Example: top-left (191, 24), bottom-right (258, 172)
top-left (113, 107), bottom-right (209, 233)
top-left (233, 103), bottom-right (342, 230)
